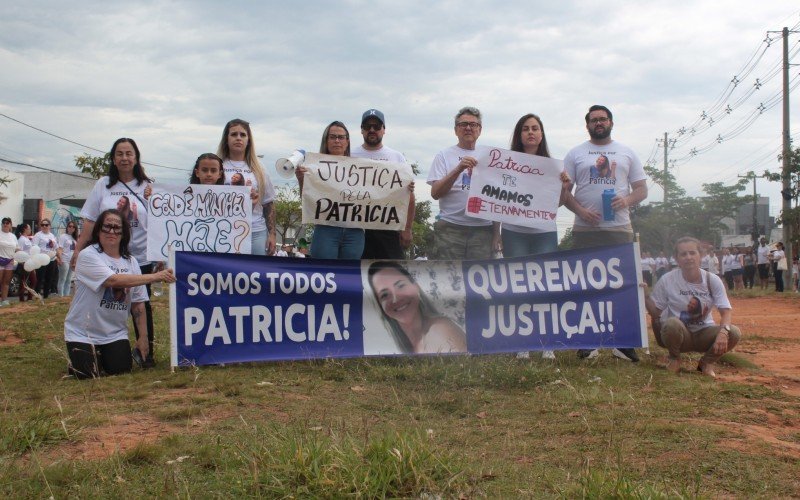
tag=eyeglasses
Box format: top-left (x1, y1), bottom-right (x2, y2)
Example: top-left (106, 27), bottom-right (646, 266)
top-left (589, 117), bottom-right (610, 124)
top-left (40, 223), bottom-right (50, 226)
top-left (456, 121), bottom-right (481, 129)
top-left (362, 124), bottom-right (382, 131)
top-left (328, 134), bottom-right (348, 141)
top-left (100, 224), bottom-right (123, 235)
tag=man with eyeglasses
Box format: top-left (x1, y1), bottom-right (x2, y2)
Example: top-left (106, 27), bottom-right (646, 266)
top-left (563, 104), bottom-right (648, 362)
top-left (351, 109), bottom-right (415, 259)
top-left (427, 106), bottom-right (499, 260)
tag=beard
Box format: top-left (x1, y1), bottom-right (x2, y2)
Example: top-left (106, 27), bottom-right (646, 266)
top-left (589, 125), bottom-right (611, 140)
top-left (365, 134), bottom-right (382, 147)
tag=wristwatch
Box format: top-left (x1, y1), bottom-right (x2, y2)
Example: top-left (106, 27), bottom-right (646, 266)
top-left (721, 325), bottom-right (731, 333)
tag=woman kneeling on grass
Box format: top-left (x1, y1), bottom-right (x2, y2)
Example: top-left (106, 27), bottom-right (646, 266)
top-left (645, 236), bottom-right (741, 378)
top-left (64, 209), bottom-right (176, 379)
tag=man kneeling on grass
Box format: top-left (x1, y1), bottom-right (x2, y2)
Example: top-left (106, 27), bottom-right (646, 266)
top-left (645, 236), bottom-right (741, 378)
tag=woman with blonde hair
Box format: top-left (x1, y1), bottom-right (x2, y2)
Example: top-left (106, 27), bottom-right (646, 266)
top-left (217, 118), bottom-right (276, 256)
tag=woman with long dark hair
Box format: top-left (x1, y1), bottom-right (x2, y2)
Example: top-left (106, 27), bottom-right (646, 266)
top-left (64, 209), bottom-right (175, 379)
top-left (502, 114), bottom-right (570, 359)
top-left (73, 138), bottom-right (158, 366)
top-left (368, 261), bottom-right (466, 354)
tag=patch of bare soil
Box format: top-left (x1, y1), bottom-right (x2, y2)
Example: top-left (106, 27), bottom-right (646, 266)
top-left (719, 295), bottom-right (800, 395)
top-left (0, 329), bottom-right (23, 346)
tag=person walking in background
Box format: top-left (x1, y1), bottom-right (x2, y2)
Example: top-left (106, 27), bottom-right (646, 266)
top-left (0, 217), bottom-right (18, 306)
top-left (756, 237), bottom-right (770, 290)
top-left (32, 218), bottom-right (58, 299)
top-left (771, 242), bottom-right (786, 292)
top-left (742, 247), bottom-right (756, 289)
top-left (14, 223), bottom-right (36, 302)
top-left (57, 221), bottom-right (78, 297)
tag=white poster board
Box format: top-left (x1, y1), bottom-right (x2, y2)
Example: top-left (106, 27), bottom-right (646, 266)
top-left (466, 147), bottom-right (563, 230)
top-left (300, 153), bottom-right (413, 230)
top-left (147, 184), bottom-right (252, 261)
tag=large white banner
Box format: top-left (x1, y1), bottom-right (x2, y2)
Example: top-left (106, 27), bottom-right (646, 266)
top-left (300, 153), bottom-right (413, 230)
top-left (147, 184), bottom-right (252, 261)
top-left (466, 147), bottom-right (563, 230)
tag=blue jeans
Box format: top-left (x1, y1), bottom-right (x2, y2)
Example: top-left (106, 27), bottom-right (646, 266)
top-left (251, 229), bottom-right (267, 256)
top-left (501, 230), bottom-right (558, 257)
top-left (311, 225), bottom-right (364, 259)
top-left (58, 260), bottom-right (73, 296)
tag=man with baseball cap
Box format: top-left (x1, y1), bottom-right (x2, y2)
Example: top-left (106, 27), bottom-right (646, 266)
top-left (351, 108), bottom-right (415, 259)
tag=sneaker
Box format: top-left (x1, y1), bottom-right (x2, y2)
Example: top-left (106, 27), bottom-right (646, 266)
top-left (0, 300), bottom-right (9, 307)
top-left (612, 348), bottom-right (640, 362)
top-left (516, 351), bottom-right (530, 359)
top-left (577, 349), bottom-right (599, 359)
top-left (542, 350), bottom-right (556, 360)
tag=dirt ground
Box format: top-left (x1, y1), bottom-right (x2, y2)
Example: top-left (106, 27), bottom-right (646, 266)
top-left (717, 295), bottom-right (800, 397)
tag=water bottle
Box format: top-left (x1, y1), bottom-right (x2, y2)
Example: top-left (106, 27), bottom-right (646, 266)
top-left (602, 189), bottom-right (615, 221)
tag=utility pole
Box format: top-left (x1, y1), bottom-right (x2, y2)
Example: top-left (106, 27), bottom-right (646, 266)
top-left (781, 26), bottom-right (793, 291)
top-left (767, 25), bottom-right (796, 290)
top-left (658, 132), bottom-right (675, 203)
top-left (738, 171), bottom-right (759, 244)
top-left (663, 132), bottom-right (669, 203)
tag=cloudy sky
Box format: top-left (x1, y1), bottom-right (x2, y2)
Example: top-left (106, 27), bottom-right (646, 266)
top-left (1, 1), bottom-right (799, 235)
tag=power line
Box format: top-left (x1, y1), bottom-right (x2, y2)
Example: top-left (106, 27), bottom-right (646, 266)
top-left (0, 112), bottom-right (184, 172)
top-left (0, 156), bottom-right (98, 180)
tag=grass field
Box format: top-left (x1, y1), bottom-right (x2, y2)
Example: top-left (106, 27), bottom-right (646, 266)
top-left (0, 294), bottom-right (798, 498)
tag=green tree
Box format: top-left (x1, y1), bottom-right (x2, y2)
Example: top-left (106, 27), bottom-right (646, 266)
top-left (410, 200), bottom-right (434, 258)
top-left (75, 153), bottom-right (110, 179)
top-left (273, 185), bottom-right (302, 243)
top-left (764, 145), bottom-right (800, 248)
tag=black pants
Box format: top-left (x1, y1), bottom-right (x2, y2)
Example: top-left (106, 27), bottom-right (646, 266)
top-left (723, 271), bottom-right (734, 290)
top-left (743, 265), bottom-right (756, 288)
top-left (36, 260), bottom-right (58, 298)
top-left (773, 263), bottom-right (785, 292)
top-left (66, 339), bottom-right (132, 379)
top-left (133, 263), bottom-right (155, 357)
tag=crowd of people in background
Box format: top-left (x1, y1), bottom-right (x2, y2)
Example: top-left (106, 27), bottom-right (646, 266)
top-left (642, 237), bottom-right (795, 294)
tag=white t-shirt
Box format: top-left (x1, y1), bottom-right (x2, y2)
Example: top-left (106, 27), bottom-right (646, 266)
top-left (707, 255), bottom-right (719, 275)
top-left (756, 244), bottom-right (770, 265)
top-left (17, 235), bottom-right (32, 253)
top-left (426, 145), bottom-right (492, 227)
top-left (564, 140), bottom-right (646, 229)
top-left (32, 231), bottom-right (58, 261)
top-left (351, 144), bottom-right (406, 163)
top-left (651, 269), bottom-right (731, 332)
top-left (655, 257), bottom-right (668, 271)
top-left (642, 257), bottom-right (656, 273)
top-left (0, 231), bottom-right (17, 260)
top-left (222, 159), bottom-right (276, 234)
top-left (58, 234), bottom-right (77, 263)
top-left (80, 176), bottom-right (150, 265)
top-left (64, 245), bottom-right (148, 344)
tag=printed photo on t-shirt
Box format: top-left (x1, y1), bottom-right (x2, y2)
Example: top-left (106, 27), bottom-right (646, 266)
top-left (679, 295), bottom-right (708, 326)
top-left (589, 154), bottom-right (616, 182)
